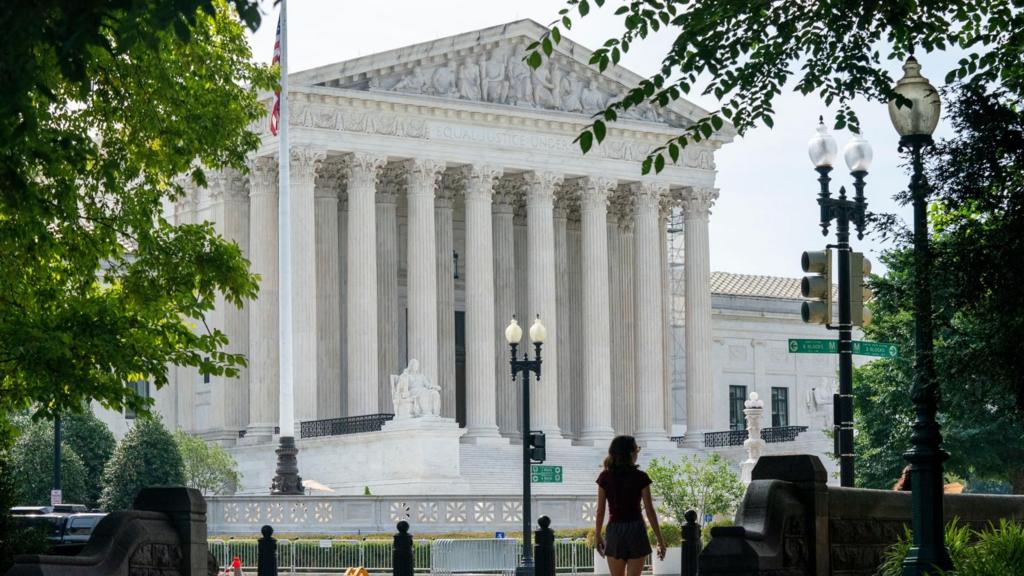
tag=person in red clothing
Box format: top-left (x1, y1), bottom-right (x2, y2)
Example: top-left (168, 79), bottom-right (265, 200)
top-left (594, 435), bottom-right (666, 576)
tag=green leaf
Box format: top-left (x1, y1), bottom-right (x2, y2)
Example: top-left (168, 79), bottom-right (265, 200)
top-left (654, 153), bottom-right (666, 173)
top-left (542, 36), bottom-right (553, 57)
top-left (711, 115), bottom-right (724, 130)
top-left (593, 120), bottom-right (606, 142)
top-left (668, 143), bottom-right (679, 163)
top-left (579, 0), bottom-right (590, 16)
top-left (763, 115), bottom-right (774, 128)
top-left (527, 51), bottom-right (543, 69)
top-left (551, 27), bottom-right (562, 44)
top-left (578, 130), bottom-right (594, 153)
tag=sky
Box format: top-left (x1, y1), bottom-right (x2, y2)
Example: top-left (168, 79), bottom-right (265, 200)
top-left (246, 0), bottom-right (963, 279)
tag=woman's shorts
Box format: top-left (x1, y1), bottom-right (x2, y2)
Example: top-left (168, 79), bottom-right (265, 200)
top-left (604, 520), bottom-right (652, 560)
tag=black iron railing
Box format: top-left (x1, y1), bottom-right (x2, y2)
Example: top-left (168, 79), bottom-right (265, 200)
top-left (299, 414), bottom-right (394, 438)
top-left (702, 425), bottom-right (809, 448)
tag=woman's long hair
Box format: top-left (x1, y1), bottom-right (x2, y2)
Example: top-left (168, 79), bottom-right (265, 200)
top-left (603, 435), bottom-right (639, 471)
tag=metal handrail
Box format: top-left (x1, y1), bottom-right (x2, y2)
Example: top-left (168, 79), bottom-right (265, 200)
top-left (702, 425), bottom-right (810, 447)
top-left (299, 413), bottom-right (395, 438)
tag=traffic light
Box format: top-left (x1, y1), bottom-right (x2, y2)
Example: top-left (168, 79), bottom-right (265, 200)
top-left (801, 249), bottom-right (832, 324)
top-left (529, 431), bottom-right (546, 463)
top-left (851, 252), bottom-right (873, 326)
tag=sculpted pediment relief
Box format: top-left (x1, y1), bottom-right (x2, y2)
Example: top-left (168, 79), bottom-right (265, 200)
top-left (326, 38), bottom-right (686, 128)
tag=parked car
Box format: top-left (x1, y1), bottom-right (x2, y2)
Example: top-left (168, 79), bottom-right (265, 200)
top-left (10, 506), bottom-right (52, 516)
top-left (59, 513), bottom-right (107, 544)
top-left (50, 504), bottom-right (88, 514)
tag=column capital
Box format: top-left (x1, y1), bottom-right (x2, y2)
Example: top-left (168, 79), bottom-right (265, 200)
top-left (315, 158), bottom-right (347, 199)
top-left (247, 156), bottom-right (278, 197)
top-left (682, 186), bottom-right (719, 219)
top-left (631, 181), bottom-right (671, 208)
top-left (290, 147), bottom-right (326, 177)
top-left (209, 168), bottom-right (248, 203)
top-left (524, 171), bottom-right (563, 205)
top-left (461, 164), bottom-right (504, 200)
top-left (344, 152), bottom-right (388, 189)
top-left (494, 174), bottom-right (525, 213)
top-left (405, 158), bottom-right (446, 196)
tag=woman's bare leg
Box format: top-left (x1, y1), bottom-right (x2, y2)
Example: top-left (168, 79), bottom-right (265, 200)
top-left (625, 557), bottom-right (645, 576)
top-left (607, 556), bottom-right (627, 576)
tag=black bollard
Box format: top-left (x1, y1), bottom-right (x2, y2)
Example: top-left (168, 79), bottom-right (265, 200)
top-left (258, 524), bottom-right (278, 576)
top-left (393, 520), bottom-right (414, 576)
top-left (680, 510), bottom-right (702, 576)
top-left (534, 515), bottom-right (556, 576)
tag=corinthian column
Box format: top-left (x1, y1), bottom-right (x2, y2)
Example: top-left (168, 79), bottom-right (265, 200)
top-left (289, 148), bottom-right (325, 429)
top-left (606, 198), bottom-right (624, 435)
top-left (619, 201), bottom-right (637, 436)
top-left (345, 153), bottom-right (387, 415)
top-left (493, 178), bottom-right (521, 437)
top-left (683, 187), bottom-right (718, 435)
top-left (462, 165), bottom-right (504, 442)
top-left (633, 182), bottom-right (672, 447)
top-left (436, 174), bottom-right (458, 419)
top-left (315, 160), bottom-right (345, 419)
top-left (553, 190), bottom-right (572, 438)
top-left (376, 166), bottom-right (402, 413)
top-left (579, 176), bottom-right (617, 444)
top-left (405, 159), bottom-right (446, 390)
top-left (246, 157), bottom-right (278, 440)
top-left (523, 171), bottom-right (563, 439)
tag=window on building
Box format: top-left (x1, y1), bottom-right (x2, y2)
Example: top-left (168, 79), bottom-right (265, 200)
top-left (772, 387), bottom-right (789, 428)
top-left (729, 385), bottom-right (747, 431)
top-left (124, 380), bottom-right (150, 420)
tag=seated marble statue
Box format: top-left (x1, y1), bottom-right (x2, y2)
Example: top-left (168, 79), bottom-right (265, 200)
top-left (391, 359), bottom-right (441, 419)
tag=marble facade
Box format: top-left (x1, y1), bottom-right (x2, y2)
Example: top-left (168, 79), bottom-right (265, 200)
top-left (157, 20), bottom-right (729, 448)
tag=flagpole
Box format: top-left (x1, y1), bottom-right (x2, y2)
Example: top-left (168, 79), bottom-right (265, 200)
top-left (272, 0), bottom-right (303, 495)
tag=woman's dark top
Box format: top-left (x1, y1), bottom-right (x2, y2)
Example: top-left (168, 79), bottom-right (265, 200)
top-left (596, 467), bottom-right (652, 524)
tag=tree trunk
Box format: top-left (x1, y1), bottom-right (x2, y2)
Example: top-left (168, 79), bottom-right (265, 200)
top-left (1012, 469), bottom-right (1024, 495)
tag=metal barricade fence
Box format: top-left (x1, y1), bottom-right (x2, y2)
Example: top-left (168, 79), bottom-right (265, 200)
top-left (209, 537), bottom-right (592, 574)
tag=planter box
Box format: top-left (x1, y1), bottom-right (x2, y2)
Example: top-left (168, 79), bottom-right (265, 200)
top-left (652, 547), bottom-right (681, 576)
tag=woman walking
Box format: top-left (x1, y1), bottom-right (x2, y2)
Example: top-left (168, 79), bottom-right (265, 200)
top-left (594, 435), bottom-right (666, 576)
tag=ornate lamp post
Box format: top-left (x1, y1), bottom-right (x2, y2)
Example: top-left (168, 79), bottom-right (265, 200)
top-left (806, 119), bottom-right (872, 487)
top-left (888, 56), bottom-right (952, 575)
top-left (505, 315), bottom-right (546, 576)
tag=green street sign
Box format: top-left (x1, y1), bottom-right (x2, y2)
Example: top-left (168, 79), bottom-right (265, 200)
top-left (531, 465), bottom-right (563, 483)
top-left (852, 341), bottom-right (899, 358)
top-left (788, 339), bottom-right (898, 359)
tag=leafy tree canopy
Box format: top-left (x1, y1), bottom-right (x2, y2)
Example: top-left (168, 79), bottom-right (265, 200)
top-left (527, 0), bottom-right (1024, 173)
top-left (100, 415), bottom-right (185, 511)
top-left (646, 452), bottom-right (745, 525)
top-left (0, 0), bottom-right (274, 422)
top-left (9, 418), bottom-right (89, 506)
top-left (62, 412), bottom-right (117, 508)
top-left (855, 84), bottom-right (1024, 492)
top-left (174, 431), bottom-right (241, 495)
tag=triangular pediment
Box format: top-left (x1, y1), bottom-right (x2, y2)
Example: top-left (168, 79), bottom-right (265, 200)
top-left (290, 20), bottom-right (708, 130)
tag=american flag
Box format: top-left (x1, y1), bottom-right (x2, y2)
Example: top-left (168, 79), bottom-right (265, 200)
top-left (269, 13), bottom-right (282, 136)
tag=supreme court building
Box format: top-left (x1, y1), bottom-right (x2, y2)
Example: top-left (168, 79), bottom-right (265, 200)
top-left (111, 21), bottom-right (839, 504)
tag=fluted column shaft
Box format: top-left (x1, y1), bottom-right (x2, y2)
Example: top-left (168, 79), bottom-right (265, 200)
top-left (346, 153), bottom-right (387, 415)
top-left (288, 148), bottom-right (324, 431)
top-left (338, 192), bottom-right (349, 417)
top-left (493, 183), bottom-right (519, 437)
top-left (406, 159), bottom-right (446, 389)
top-left (580, 177), bottom-right (616, 443)
top-left (215, 170), bottom-right (250, 436)
top-left (436, 186), bottom-right (457, 419)
top-left (660, 209), bottom-right (673, 433)
top-left (634, 183), bottom-right (669, 444)
top-left (247, 158), bottom-right (278, 438)
top-left (607, 209), bottom-right (625, 435)
top-left (566, 217), bottom-right (584, 439)
top-left (464, 165), bottom-right (503, 440)
top-left (621, 219), bottom-right (637, 436)
top-left (554, 201), bottom-right (572, 438)
top-left (315, 162), bottom-right (343, 419)
top-left (683, 188), bottom-right (718, 434)
top-left (524, 171), bottom-right (563, 438)
top-left (376, 184), bottom-right (400, 414)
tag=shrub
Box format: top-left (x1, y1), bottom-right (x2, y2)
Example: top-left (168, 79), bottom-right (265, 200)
top-left (9, 418), bottom-right (88, 506)
top-left (702, 518), bottom-right (733, 547)
top-left (99, 415), bottom-right (184, 511)
top-left (877, 519), bottom-right (1024, 576)
top-left (62, 412), bottom-right (116, 508)
top-left (648, 523), bottom-right (682, 547)
top-left (646, 453), bottom-right (745, 525)
top-left (174, 431), bottom-right (241, 495)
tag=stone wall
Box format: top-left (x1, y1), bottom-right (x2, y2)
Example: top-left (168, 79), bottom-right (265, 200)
top-left (5, 487), bottom-right (209, 576)
top-left (700, 455), bottom-right (1024, 576)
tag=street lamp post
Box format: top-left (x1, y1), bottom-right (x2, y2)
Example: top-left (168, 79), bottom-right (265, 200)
top-left (806, 119), bottom-right (872, 487)
top-left (505, 315), bottom-right (546, 576)
top-left (888, 56), bottom-right (953, 575)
